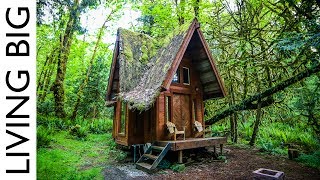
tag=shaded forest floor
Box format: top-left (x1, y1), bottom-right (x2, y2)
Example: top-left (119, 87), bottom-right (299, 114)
top-left (105, 145), bottom-right (320, 180)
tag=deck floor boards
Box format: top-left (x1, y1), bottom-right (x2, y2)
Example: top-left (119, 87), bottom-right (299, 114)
top-left (157, 137), bottom-right (227, 151)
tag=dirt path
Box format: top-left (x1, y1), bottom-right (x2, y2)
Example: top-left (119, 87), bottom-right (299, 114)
top-left (104, 146), bottom-right (320, 180)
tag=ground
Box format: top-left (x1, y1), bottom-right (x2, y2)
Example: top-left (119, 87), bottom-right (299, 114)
top-left (104, 145), bottom-right (320, 180)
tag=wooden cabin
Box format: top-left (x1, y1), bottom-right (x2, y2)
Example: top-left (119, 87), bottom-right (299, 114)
top-left (106, 18), bottom-right (227, 171)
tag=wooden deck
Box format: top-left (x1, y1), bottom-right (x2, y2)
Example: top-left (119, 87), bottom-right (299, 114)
top-left (156, 137), bottom-right (227, 151)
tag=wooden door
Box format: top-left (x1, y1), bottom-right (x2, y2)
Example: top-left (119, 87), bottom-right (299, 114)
top-left (173, 93), bottom-right (191, 137)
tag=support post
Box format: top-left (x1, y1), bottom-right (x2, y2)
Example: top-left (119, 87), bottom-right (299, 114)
top-left (220, 144), bottom-right (223, 155)
top-left (133, 145), bottom-right (136, 163)
top-left (178, 150), bottom-right (183, 163)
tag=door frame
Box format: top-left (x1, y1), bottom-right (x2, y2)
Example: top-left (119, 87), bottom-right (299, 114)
top-left (171, 92), bottom-right (192, 138)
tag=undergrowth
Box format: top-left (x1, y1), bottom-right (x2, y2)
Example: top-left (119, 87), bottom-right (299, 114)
top-left (211, 119), bottom-right (320, 168)
top-left (37, 115), bottom-right (122, 179)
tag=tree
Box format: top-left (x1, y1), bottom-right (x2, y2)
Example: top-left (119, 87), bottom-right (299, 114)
top-left (71, 1), bottom-right (124, 120)
top-left (37, 0), bottom-right (100, 118)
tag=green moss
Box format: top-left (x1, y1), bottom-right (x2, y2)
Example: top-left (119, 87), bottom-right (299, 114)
top-left (163, 63), bottom-right (170, 73)
top-left (117, 19), bottom-right (195, 110)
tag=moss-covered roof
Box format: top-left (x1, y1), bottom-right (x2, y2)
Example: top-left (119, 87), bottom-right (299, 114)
top-left (113, 20), bottom-right (193, 110)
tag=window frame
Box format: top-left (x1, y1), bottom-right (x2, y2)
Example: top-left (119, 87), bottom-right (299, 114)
top-left (172, 67), bottom-right (180, 83)
top-left (182, 67), bottom-right (190, 85)
top-left (118, 101), bottom-right (126, 136)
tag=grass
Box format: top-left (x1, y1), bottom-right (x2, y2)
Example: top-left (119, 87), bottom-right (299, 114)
top-left (37, 130), bottom-right (124, 180)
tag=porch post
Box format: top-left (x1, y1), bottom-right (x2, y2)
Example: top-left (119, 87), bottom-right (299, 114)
top-left (178, 150), bottom-right (183, 163)
top-left (220, 144), bottom-right (223, 155)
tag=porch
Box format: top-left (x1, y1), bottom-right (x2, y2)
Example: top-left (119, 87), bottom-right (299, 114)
top-left (136, 137), bottom-right (227, 172)
top-left (156, 136), bottom-right (227, 151)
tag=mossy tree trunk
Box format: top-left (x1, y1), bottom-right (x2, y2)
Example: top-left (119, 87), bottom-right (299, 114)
top-left (175, 0), bottom-right (185, 25)
top-left (205, 62), bottom-right (320, 125)
top-left (249, 99), bottom-right (262, 146)
top-left (37, 47), bottom-right (58, 103)
top-left (193, 0), bottom-right (200, 18)
top-left (71, 11), bottom-right (114, 120)
top-left (51, 0), bottom-right (80, 118)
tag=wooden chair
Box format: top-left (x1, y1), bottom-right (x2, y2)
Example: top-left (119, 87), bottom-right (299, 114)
top-left (166, 121), bottom-right (185, 141)
top-left (194, 121), bottom-right (212, 138)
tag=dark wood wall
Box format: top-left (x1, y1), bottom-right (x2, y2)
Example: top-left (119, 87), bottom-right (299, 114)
top-left (113, 55), bottom-right (206, 146)
top-left (156, 56), bottom-right (205, 141)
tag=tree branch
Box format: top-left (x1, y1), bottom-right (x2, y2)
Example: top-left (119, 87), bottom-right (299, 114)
top-left (205, 61), bottom-right (320, 125)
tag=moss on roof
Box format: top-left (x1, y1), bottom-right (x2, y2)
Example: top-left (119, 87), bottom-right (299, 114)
top-left (116, 20), bottom-right (193, 110)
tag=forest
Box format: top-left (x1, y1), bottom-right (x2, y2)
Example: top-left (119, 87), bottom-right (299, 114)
top-left (36, 0), bottom-right (320, 179)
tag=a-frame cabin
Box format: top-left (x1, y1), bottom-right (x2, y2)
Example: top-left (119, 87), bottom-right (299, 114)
top-left (106, 18), bottom-right (227, 171)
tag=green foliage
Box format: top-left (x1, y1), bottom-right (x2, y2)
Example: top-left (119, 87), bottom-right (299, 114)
top-left (113, 150), bottom-right (127, 161)
top-left (296, 151), bottom-right (320, 169)
top-left (37, 115), bottom-right (71, 131)
top-left (213, 118), bottom-right (319, 155)
top-left (37, 131), bottom-right (119, 179)
top-left (88, 119), bottom-right (113, 134)
top-left (77, 57), bottom-right (112, 119)
top-left (37, 126), bottom-right (54, 148)
top-left (170, 163), bottom-right (185, 172)
top-left (69, 124), bottom-right (89, 139)
top-left (73, 118), bottom-right (113, 134)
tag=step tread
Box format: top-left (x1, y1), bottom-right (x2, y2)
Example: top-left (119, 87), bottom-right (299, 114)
top-left (136, 162), bottom-right (152, 170)
top-left (143, 153), bottom-right (158, 160)
top-left (152, 146), bottom-right (164, 151)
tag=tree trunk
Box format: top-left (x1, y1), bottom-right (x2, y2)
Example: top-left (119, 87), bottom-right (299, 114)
top-left (175, 0), bottom-right (185, 25)
top-left (51, 0), bottom-right (80, 118)
top-left (205, 62), bottom-right (320, 125)
top-left (228, 71), bottom-right (238, 143)
top-left (37, 47), bottom-right (58, 103)
top-left (70, 11), bottom-right (114, 120)
top-left (249, 99), bottom-right (262, 146)
top-left (193, 0), bottom-right (200, 18)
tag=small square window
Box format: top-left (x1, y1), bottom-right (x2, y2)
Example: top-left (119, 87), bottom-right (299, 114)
top-left (172, 68), bottom-right (180, 83)
top-left (183, 67), bottom-right (190, 85)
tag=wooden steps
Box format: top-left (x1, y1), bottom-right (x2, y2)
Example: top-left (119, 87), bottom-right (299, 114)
top-left (143, 154), bottom-right (158, 160)
top-left (136, 162), bottom-right (152, 170)
top-left (136, 143), bottom-right (171, 173)
top-left (152, 146), bottom-right (164, 151)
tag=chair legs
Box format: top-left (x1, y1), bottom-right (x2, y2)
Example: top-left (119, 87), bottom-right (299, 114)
top-left (173, 127), bottom-right (185, 141)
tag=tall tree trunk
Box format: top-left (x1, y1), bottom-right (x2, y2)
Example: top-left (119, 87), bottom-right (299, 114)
top-left (175, 0), bottom-right (185, 25)
top-left (37, 47), bottom-right (58, 103)
top-left (249, 98), bottom-right (262, 146)
top-left (228, 70), bottom-right (238, 143)
top-left (51, 0), bottom-right (80, 118)
top-left (193, 0), bottom-right (200, 18)
top-left (70, 11), bottom-right (114, 120)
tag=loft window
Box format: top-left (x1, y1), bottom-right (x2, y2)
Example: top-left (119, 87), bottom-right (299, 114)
top-left (172, 68), bottom-right (180, 83)
top-left (119, 102), bottom-right (126, 134)
top-left (183, 67), bottom-right (190, 85)
top-left (165, 96), bottom-right (171, 122)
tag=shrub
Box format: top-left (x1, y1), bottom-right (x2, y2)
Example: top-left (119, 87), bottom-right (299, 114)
top-left (170, 164), bottom-right (185, 172)
top-left (296, 151), bottom-right (320, 169)
top-left (114, 150), bottom-right (127, 161)
top-left (37, 126), bottom-right (54, 148)
top-left (88, 119), bottom-right (113, 134)
top-left (37, 115), bottom-right (69, 131)
top-left (69, 124), bottom-right (88, 139)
